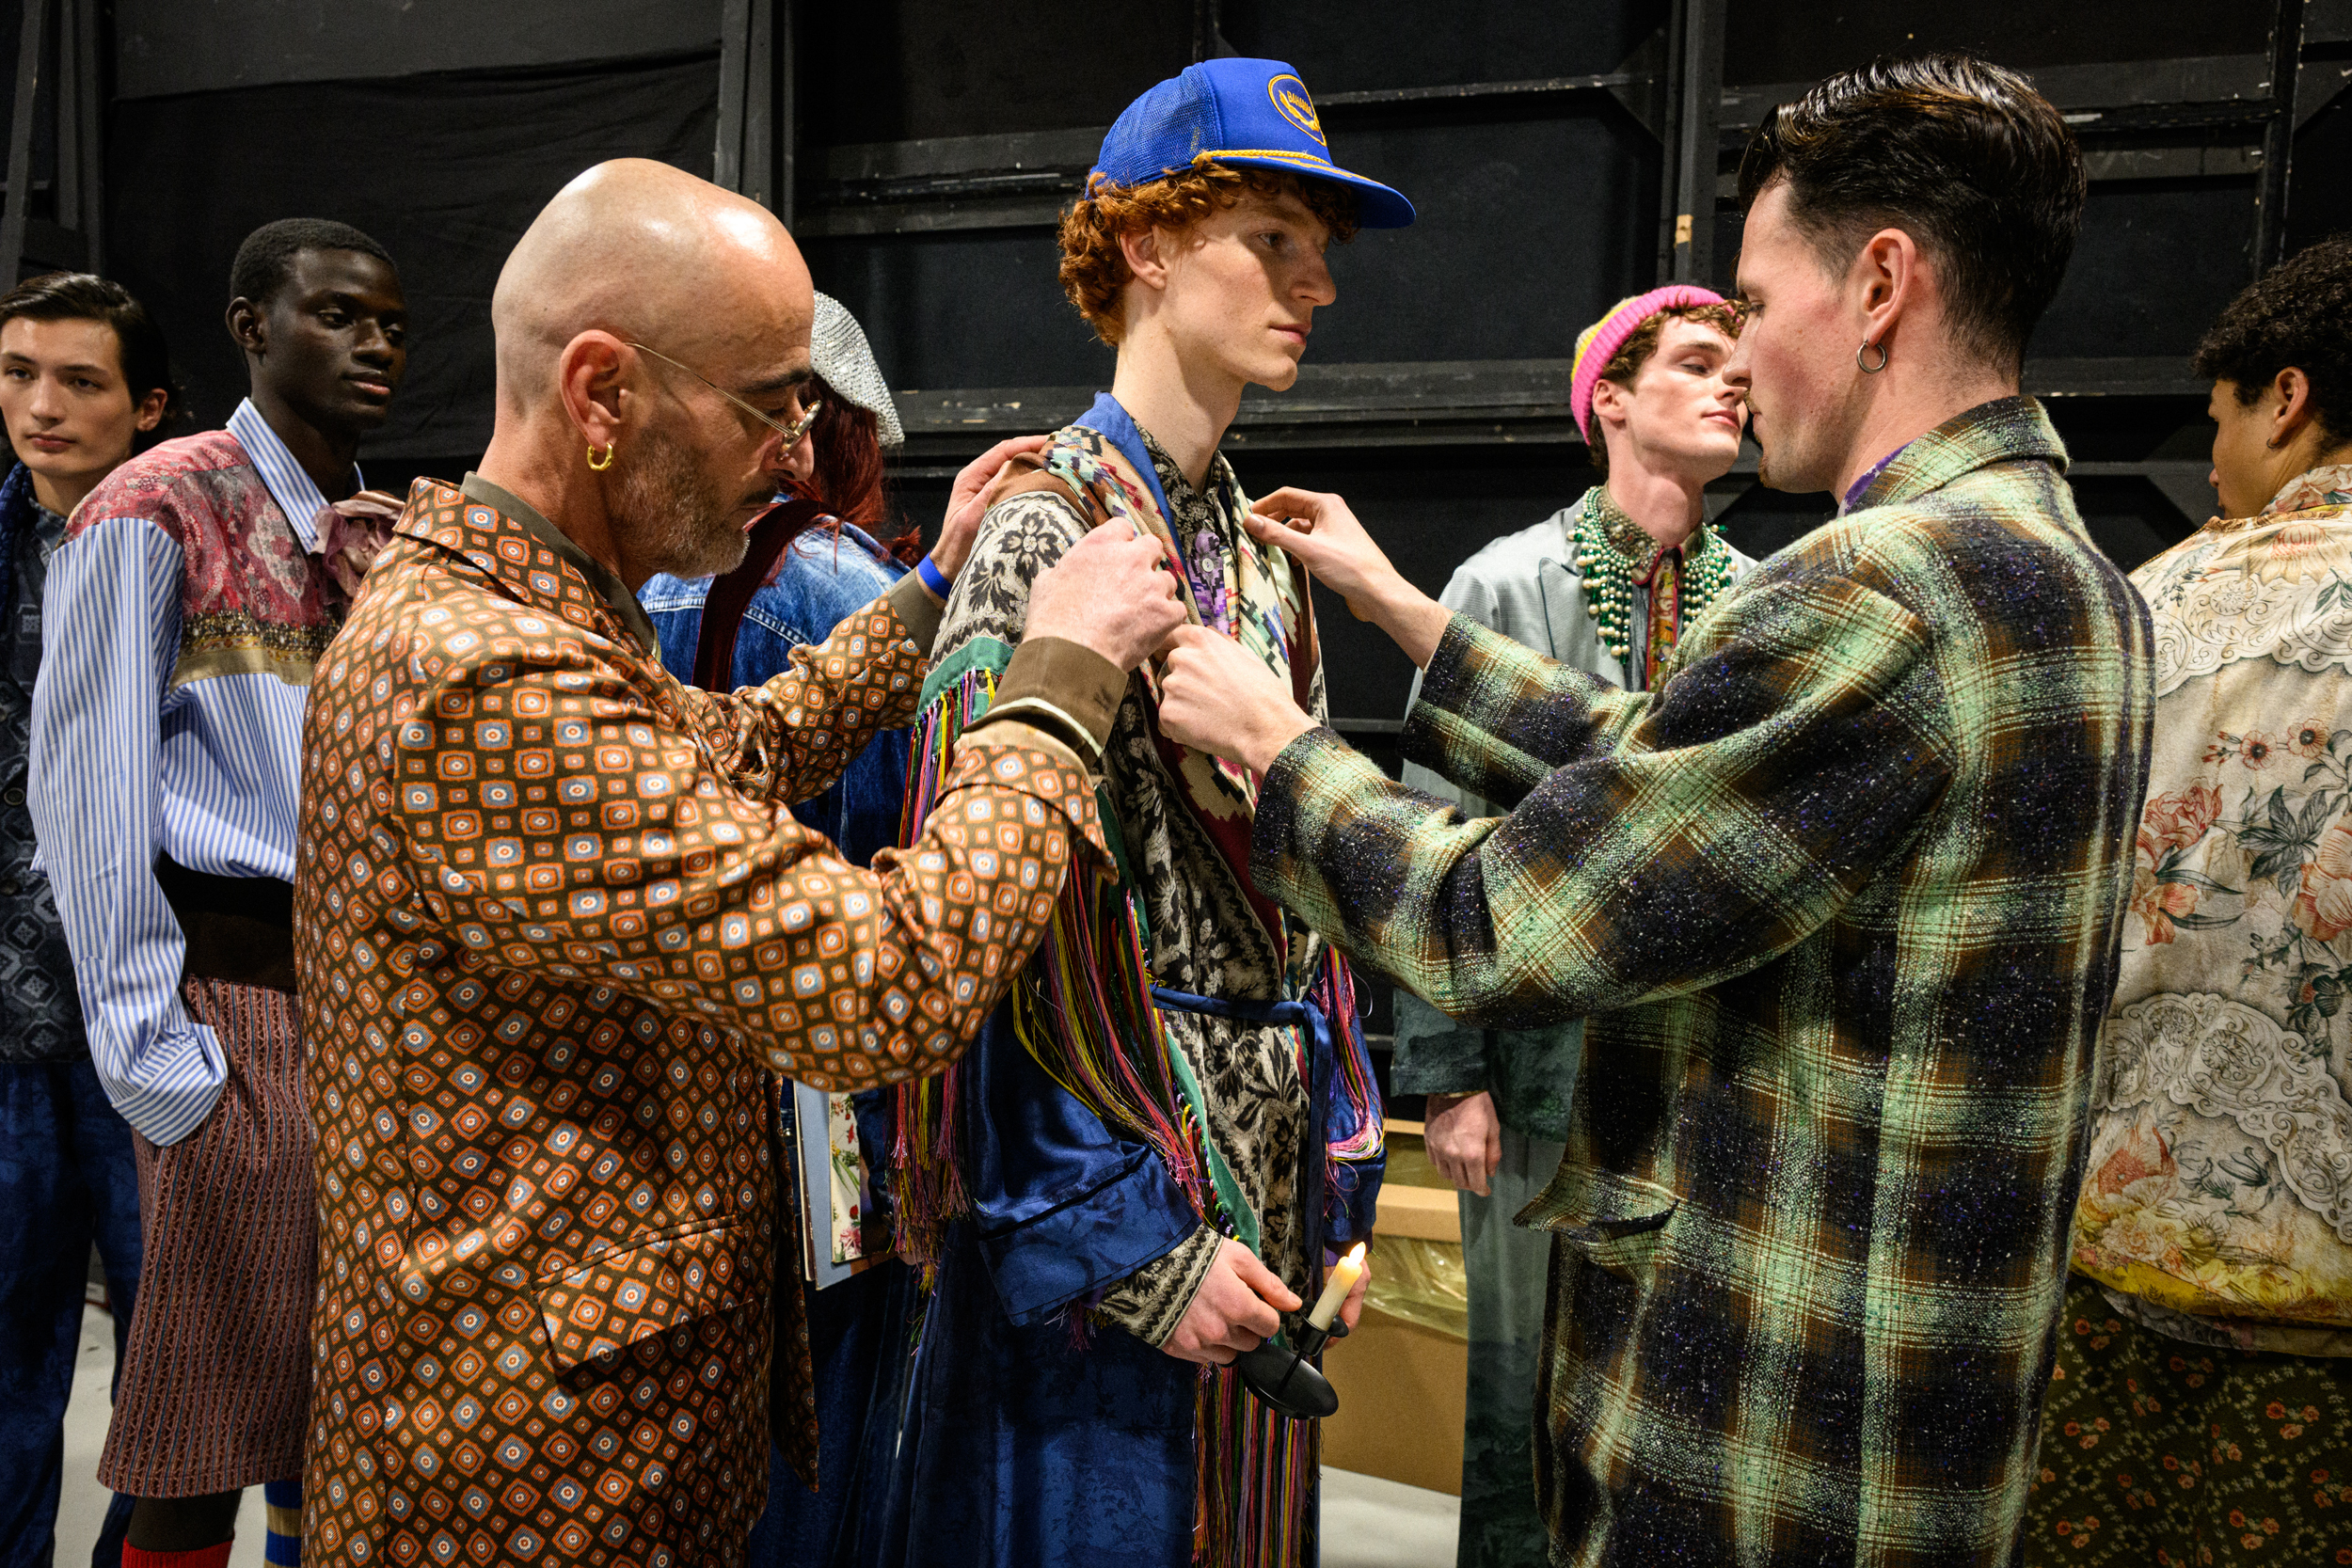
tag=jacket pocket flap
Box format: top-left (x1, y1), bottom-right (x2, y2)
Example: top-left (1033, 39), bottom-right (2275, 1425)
top-left (1516, 1163), bottom-right (1678, 1242)
top-left (533, 1223), bottom-right (746, 1372)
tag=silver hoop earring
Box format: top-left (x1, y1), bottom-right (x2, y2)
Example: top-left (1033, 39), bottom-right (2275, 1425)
top-left (1857, 340), bottom-right (1889, 373)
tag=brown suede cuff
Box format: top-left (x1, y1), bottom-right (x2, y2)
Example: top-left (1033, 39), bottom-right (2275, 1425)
top-left (886, 573), bottom-right (944, 657)
top-left (966, 636), bottom-right (1126, 765)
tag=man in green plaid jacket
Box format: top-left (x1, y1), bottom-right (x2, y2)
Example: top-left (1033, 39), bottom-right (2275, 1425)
top-left (1157, 56), bottom-right (2155, 1565)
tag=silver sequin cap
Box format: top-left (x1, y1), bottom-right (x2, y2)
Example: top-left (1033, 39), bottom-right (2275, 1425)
top-left (811, 292), bottom-right (903, 451)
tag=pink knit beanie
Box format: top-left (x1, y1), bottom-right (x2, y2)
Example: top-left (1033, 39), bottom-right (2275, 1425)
top-left (1569, 284), bottom-right (1730, 442)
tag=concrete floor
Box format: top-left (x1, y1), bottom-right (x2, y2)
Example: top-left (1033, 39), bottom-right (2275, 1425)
top-left (54, 1302), bottom-right (1457, 1566)
top-left (1322, 1465), bottom-right (1462, 1567)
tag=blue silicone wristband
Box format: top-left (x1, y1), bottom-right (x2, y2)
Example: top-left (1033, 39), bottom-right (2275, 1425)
top-left (916, 554), bottom-right (951, 599)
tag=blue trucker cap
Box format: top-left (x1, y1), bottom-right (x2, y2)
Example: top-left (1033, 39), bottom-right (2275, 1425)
top-left (1091, 57), bottom-right (1415, 229)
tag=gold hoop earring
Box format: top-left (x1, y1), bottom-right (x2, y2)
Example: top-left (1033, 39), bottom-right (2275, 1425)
top-left (586, 442), bottom-right (615, 471)
top-left (1857, 340), bottom-right (1889, 373)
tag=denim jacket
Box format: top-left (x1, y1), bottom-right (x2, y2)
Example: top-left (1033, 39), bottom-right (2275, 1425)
top-left (641, 518), bottom-right (914, 868)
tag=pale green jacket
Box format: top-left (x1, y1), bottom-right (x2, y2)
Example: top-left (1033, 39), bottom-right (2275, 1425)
top-left (1389, 493), bottom-right (1753, 1138)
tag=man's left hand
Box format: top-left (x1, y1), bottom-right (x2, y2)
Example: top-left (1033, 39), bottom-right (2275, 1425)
top-left (1423, 1090), bottom-right (1502, 1196)
top-left (931, 435), bottom-right (1052, 580)
top-left (1155, 625), bottom-right (1316, 774)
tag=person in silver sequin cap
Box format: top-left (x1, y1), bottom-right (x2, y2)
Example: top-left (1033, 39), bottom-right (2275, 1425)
top-left (808, 290), bottom-right (901, 450)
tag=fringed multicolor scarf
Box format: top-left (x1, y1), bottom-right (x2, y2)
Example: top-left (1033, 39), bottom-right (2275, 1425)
top-left (890, 421), bottom-right (1383, 1567)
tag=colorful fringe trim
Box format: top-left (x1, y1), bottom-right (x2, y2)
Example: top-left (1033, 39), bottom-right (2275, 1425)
top-left (889, 659), bottom-right (993, 1273)
top-left (889, 656), bottom-right (1225, 1273)
top-left (1198, 1362), bottom-right (1320, 1568)
top-left (1014, 884), bottom-right (1211, 1225)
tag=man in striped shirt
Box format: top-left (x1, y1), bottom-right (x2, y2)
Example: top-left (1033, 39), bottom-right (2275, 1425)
top-left (29, 218), bottom-right (410, 1568)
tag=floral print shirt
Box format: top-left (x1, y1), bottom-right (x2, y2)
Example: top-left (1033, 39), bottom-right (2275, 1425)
top-left (2081, 462), bottom-right (2352, 1354)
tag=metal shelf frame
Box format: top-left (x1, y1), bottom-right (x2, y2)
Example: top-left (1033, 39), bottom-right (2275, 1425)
top-left (0, 0), bottom-right (106, 287)
top-left (704, 1), bottom-right (2345, 530)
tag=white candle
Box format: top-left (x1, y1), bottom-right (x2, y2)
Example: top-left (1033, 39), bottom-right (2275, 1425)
top-left (1306, 1242), bottom-right (1367, 1331)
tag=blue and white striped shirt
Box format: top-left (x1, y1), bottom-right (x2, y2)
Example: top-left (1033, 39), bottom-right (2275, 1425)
top-left (30, 400), bottom-right (354, 1145)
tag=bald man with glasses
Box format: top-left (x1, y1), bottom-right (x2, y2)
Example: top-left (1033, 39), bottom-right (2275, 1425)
top-left (289, 159), bottom-right (1184, 1566)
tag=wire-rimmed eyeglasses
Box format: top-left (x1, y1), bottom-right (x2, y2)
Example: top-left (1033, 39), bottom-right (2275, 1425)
top-left (627, 341), bottom-right (823, 449)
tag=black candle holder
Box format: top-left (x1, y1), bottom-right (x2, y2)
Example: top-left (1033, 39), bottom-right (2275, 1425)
top-left (1234, 1321), bottom-right (1341, 1420)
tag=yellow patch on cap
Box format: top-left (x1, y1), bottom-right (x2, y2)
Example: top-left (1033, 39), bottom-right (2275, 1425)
top-left (1266, 73), bottom-right (1326, 148)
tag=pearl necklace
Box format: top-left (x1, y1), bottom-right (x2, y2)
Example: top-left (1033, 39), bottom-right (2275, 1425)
top-left (1569, 489), bottom-right (1737, 668)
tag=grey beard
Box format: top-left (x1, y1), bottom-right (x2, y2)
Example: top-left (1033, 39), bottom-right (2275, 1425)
top-left (624, 432), bottom-right (750, 579)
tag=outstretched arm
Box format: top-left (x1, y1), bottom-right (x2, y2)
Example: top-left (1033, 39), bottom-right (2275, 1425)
top-left (399, 520), bottom-right (1182, 1092)
top-left (672, 434), bottom-right (1058, 807)
top-left (1247, 485), bottom-right (1453, 669)
top-left (1164, 487), bottom-right (1653, 807)
top-left (1248, 568), bottom-right (1954, 1025)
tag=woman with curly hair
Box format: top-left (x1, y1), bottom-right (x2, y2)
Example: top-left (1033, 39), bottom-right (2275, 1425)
top-left (870, 58), bottom-right (1410, 1568)
top-left (2025, 234), bottom-right (2352, 1566)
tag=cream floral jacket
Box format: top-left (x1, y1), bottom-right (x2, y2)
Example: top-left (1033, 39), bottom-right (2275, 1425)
top-left (2081, 463), bottom-right (2352, 1352)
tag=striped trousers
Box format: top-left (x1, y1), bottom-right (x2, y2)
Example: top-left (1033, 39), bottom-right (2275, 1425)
top-left (98, 980), bottom-right (313, 1497)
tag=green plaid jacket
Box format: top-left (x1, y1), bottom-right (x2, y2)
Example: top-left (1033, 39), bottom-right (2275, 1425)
top-left (1255, 398), bottom-right (2154, 1565)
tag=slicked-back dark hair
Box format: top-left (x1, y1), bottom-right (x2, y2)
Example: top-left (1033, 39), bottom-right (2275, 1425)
top-left (229, 217), bottom-right (396, 309)
top-left (2194, 235), bottom-right (2352, 446)
top-left (0, 270), bottom-right (183, 439)
top-left (1736, 53), bottom-right (2085, 375)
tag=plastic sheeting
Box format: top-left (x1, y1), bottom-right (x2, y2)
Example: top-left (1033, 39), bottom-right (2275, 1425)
top-left (1366, 1233), bottom-right (1469, 1340)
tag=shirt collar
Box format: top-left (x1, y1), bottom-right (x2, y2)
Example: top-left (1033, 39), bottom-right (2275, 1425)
top-left (1073, 392), bottom-right (1175, 526)
top-left (1590, 485), bottom-right (1656, 562)
top-left (1588, 484), bottom-right (1708, 576)
top-left (2265, 462), bottom-right (2352, 516)
top-left (29, 499), bottom-right (66, 557)
top-left (1134, 422), bottom-right (1239, 522)
top-left (227, 398), bottom-right (362, 554)
top-left (1838, 445), bottom-right (1907, 515)
top-left (459, 472), bottom-right (660, 653)
top-left (1839, 395), bottom-right (2067, 517)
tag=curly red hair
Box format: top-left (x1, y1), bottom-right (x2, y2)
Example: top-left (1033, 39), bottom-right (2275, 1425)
top-left (1057, 156), bottom-right (1360, 347)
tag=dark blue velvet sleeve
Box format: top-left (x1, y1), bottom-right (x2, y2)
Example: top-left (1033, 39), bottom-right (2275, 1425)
top-left (959, 1006), bottom-right (1200, 1326)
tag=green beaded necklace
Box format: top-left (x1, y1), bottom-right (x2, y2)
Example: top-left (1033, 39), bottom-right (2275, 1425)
top-left (1569, 487), bottom-right (1737, 669)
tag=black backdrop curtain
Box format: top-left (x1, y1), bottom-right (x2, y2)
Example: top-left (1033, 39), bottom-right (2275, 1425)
top-left (105, 49), bottom-right (720, 474)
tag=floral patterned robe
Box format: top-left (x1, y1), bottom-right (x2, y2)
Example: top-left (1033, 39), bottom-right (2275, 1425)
top-left (2080, 462), bottom-right (2352, 1351)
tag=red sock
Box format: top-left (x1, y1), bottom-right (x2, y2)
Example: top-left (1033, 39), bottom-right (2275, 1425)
top-left (121, 1546), bottom-right (233, 1568)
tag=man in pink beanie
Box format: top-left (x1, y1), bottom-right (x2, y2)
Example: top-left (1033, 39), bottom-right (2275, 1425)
top-left (1392, 283), bottom-right (1750, 1567)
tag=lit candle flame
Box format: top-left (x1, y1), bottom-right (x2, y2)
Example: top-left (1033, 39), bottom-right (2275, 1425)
top-left (1307, 1241), bottom-right (1369, 1330)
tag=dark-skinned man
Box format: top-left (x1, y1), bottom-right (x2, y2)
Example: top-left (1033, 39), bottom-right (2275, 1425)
top-left (30, 217), bottom-right (411, 1568)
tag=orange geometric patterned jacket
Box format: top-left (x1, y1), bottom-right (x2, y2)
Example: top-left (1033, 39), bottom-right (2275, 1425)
top-left (293, 479), bottom-right (1104, 1565)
